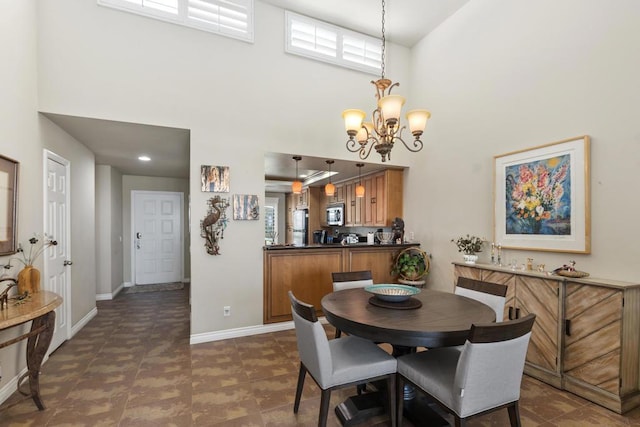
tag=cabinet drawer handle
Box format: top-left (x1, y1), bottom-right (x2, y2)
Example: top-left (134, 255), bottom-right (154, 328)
top-left (565, 319), bottom-right (572, 336)
top-left (515, 308), bottom-right (521, 319)
top-left (508, 306), bottom-right (514, 320)
top-left (371, 197), bottom-right (376, 204)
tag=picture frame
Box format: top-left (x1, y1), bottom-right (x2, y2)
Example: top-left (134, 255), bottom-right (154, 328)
top-left (0, 155), bottom-right (19, 255)
top-left (233, 194), bottom-right (259, 220)
top-left (201, 165), bottom-right (230, 192)
top-left (494, 135), bottom-right (590, 253)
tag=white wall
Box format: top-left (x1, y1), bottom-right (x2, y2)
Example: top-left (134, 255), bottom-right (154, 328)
top-left (95, 164), bottom-right (124, 297)
top-left (0, 0), bottom-right (40, 393)
top-left (35, 0), bottom-right (411, 336)
top-left (0, 0), bottom-right (97, 394)
top-left (406, 0), bottom-right (640, 291)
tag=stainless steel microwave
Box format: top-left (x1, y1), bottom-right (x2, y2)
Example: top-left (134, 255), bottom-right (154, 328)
top-left (326, 204), bottom-right (344, 226)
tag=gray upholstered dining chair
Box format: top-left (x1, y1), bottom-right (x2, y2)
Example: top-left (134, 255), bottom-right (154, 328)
top-left (331, 270), bottom-right (373, 338)
top-left (454, 277), bottom-right (508, 322)
top-left (288, 291), bottom-right (397, 427)
top-left (396, 313), bottom-right (536, 427)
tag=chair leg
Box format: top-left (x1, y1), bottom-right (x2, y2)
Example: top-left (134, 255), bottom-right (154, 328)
top-left (335, 329), bottom-right (342, 339)
top-left (318, 389), bottom-right (332, 427)
top-left (294, 363), bottom-right (306, 413)
top-left (454, 416), bottom-right (464, 427)
top-left (507, 401), bottom-right (521, 427)
top-left (396, 374), bottom-right (404, 427)
top-left (387, 374), bottom-right (397, 427)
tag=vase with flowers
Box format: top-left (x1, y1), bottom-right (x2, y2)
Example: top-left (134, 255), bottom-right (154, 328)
top-left (1, 234), bottom-right (57, 294)
top-left (452, 234), bottom-right (484, 264)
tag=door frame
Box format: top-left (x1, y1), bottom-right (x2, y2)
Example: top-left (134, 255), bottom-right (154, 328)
top-left (130, 190), bottom-right (184, 285)
top-left (43, 149), bottom-right (72, 346)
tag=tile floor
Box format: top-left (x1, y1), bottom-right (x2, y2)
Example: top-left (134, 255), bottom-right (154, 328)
top-left (2, 285), bottom-right (640, 426)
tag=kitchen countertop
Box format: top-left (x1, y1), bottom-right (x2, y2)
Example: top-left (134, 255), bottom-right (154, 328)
top-left (263, 242), bottom-right (420, 250)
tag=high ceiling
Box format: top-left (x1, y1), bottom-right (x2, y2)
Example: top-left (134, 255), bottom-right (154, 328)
top-left (44, 0), bottom-right (469, 182)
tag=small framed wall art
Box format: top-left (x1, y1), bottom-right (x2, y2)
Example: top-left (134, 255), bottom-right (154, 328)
top-left (494, 135), bottom-right (590, 253)
top-left (233, 194), bottom-right (259, 220)
top-left (201, 165), bottom-right (229, 192)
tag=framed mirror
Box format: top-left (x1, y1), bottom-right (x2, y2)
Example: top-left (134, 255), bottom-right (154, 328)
top-left (0, 155), bottom-right (19, 255)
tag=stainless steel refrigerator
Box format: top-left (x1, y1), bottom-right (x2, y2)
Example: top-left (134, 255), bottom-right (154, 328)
top-left (292, 209), bottom-right (308, 247)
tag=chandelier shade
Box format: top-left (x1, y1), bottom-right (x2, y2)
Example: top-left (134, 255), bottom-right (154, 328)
top-left (343, 0), bottom-right (430, 162)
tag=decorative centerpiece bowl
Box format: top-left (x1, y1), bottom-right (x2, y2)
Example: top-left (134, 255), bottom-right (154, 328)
top-left (375, 231), bottom-right (394, 244)
top-left (365, 284), bottom-right (421, 302)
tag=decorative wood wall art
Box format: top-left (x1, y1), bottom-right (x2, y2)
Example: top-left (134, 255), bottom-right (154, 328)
top-left (201, 165), bottom-right (229, 192)
top-left (0, 155), bottom-right (19, 255)
top-left (200, 196), bottom-right (229, 255)
top-left (233, 194), bottom-right (259, 220)
top-left (494, 135), bottom-right (590, 253)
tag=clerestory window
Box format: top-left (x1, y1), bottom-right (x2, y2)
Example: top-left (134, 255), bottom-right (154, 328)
top-left (98, 0), bottom-right (254, 43)
top-left (285, 11), bottom-right (382, 75)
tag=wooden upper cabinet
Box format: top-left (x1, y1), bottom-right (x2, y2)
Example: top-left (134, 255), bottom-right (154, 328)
top-left (363, 169), bottom-right (403, 227)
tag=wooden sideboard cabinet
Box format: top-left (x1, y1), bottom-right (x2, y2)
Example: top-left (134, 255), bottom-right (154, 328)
top-left (454, 263), bottom-right (640, 414)
top-left (454, 264), bottom-right (563, 387)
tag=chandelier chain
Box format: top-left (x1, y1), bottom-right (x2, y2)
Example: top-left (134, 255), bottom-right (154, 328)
top-left (381, 0), bottom-right (386, 79)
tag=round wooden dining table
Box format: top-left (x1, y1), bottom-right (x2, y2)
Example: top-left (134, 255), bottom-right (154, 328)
top-left (321, 287), bottom-right (496, 427)
top-left (322, 287), bottom-right (496, 352)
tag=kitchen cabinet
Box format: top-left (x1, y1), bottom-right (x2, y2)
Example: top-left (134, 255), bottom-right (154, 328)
top-left (454, 264), bottom-right (562, 386)
top-left (317, 169), bottom-right (403, 228)
top-left (454, 263), bottom-right (640, 414)
top-left (364, 170), bottom-right (403, 227)
top-left (344, 181), bottom-right (363, 226)
top-left (264, 244), bottom-right (419, 323)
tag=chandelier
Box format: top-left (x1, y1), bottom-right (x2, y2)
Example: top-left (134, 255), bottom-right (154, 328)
top-left (342, 0), bottom-right (431, 162)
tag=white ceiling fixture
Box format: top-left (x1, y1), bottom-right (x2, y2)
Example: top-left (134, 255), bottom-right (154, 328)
top-left (342, 0), bottom-right (431, 162)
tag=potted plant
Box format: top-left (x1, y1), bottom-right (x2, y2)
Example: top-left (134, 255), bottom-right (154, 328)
top-left (391, 247), bottom-right (430, 284)
top-left (452, 234), bottom-right (484, 264)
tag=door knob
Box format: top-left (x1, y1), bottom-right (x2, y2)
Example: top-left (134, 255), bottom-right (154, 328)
top-left (63, 260), bottom-right (73, 266)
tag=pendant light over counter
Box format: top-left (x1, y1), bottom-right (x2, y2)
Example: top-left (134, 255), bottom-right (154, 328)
top-left (291, 156), bottom-right (302, 194)
top-left (355, 163), bottom-right (365, 198)
top-left (325, 160), bottom-right (335, 196)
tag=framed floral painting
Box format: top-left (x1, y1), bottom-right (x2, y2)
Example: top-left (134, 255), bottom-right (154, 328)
top-left (494, 135), bottom-right (590, 253)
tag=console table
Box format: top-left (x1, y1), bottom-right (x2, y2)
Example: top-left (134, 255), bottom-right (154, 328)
top-left (0, 290), bottom-right (62, 411)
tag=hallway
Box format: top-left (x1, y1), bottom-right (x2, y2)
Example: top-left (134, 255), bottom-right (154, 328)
top-left (1, 285), bottom-right (639, 426)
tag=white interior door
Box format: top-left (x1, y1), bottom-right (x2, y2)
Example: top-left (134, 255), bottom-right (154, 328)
top-left (133, 191), bottom-right (183, 285)
top-left (44, 152), bottom-right (71, 352)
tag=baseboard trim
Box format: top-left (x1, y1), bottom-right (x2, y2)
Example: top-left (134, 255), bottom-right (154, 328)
top-left (96, 283), bottom-right (125, 301)
top-left (0, 367), bottom-right (28, 406)
top-left (189, 317), bottom-right (328, 345)
top-left (70, 307), bottom-right (97, 338)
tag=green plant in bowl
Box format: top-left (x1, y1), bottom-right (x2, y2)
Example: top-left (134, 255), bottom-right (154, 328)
top-left (391, 248), bottom-right (429, 281)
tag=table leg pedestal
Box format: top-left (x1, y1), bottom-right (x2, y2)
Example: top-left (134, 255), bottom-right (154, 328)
top-left (335, 392), bottom-right (386, 426)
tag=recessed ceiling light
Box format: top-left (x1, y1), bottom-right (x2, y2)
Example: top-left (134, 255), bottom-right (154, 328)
top-left (138, 155), bottom-right (151, 161)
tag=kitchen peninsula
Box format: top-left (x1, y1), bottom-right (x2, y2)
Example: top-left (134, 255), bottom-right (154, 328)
top-left (263, 242), bottom-right (420, 323)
